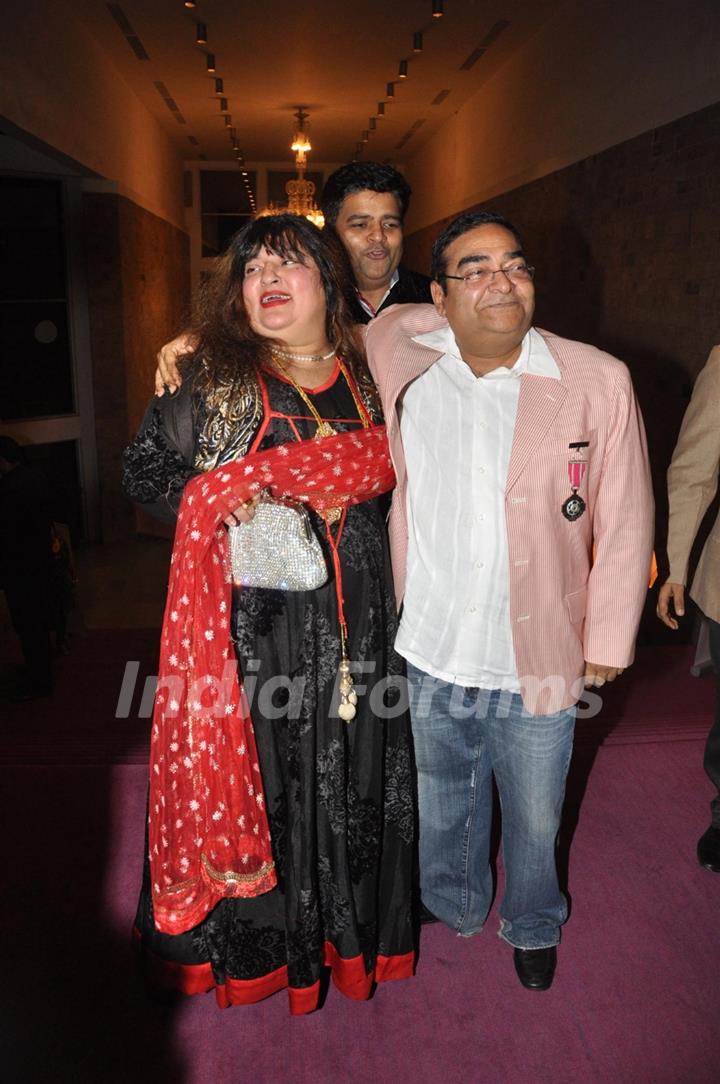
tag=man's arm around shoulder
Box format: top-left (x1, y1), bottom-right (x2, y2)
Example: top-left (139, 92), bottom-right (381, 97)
top-left (365, 303), bottom-right (446, 383)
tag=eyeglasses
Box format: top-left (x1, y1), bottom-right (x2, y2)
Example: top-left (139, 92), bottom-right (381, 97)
top-left (443, 263), bottom-right (535, 287)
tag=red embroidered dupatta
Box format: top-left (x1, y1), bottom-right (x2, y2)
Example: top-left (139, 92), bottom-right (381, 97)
top-left (149, 424), bottom-right (395, 934)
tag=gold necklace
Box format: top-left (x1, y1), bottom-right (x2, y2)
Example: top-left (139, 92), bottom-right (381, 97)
top-left (271, 356), bottom-right (371, 440)
top-left (271, 355), bottom-right (371, 523)
top-left (270, 355), bottom-right (372, 724)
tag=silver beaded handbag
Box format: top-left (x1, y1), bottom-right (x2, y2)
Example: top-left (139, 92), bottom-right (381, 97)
top-left (228, 496), bottom-right (328, 591)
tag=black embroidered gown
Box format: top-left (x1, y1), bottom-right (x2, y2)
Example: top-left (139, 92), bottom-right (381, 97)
top-left (123, 363), bottom-right (416, 1014)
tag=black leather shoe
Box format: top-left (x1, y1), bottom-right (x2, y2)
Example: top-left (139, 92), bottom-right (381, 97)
top-left (513, 946), bottom-right (557, 991)
top-left (697, 826), bottom-right (720, 872)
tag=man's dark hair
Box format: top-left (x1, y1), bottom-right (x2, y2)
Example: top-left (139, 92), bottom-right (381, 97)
top-left (320, 162), bottom-right (412, 226)
top-left (0, 436), bottom-right (25, 465)
top-left (431, 210), bottom-right (526, 291)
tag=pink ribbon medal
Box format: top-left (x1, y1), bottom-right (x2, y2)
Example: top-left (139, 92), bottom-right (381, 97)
top-left (562, 442), bottom-right (588, 521)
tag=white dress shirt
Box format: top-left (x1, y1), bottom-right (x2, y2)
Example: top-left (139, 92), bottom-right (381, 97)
top-left (356, 269), bottom-right (400, 319)
top-left (395, 326), bottom-right (561, 688)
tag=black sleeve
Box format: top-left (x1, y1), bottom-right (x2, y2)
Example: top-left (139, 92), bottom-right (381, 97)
top-left (122, 379), bottom-right (200, 524)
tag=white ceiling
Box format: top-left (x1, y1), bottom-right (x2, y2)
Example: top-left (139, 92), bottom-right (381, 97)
top-left (76, 0), bottom-right (558, 165)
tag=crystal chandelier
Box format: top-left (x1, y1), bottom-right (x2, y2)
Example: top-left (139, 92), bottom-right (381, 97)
top-left (262, 108), bottom-right (325, 227)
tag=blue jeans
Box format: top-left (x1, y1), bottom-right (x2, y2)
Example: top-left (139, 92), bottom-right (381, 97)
top-left (406, 662), bottom-right (575, 949)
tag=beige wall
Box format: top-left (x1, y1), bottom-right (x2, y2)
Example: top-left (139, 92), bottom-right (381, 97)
top-left (2, 2), bottom-right (185, 229)
top-left (404, 0), bottom-right (720, 235)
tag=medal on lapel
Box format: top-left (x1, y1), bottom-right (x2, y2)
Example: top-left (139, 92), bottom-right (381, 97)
top-left (562, 442), bottom-right (588, 521)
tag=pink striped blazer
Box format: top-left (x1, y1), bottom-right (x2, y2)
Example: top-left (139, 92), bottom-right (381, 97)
top-left (366, 304), bottom-right (654, 714)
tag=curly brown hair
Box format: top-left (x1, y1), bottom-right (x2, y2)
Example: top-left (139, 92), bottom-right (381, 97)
top-left (189, 214), bottom-right (374, 403)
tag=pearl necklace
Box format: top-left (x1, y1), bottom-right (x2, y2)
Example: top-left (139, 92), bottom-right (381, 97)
top-left (270, 345), bottom-right (337, 363)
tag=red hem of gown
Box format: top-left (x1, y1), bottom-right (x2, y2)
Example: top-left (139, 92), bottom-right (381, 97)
top-left (132, 926), bottom-right (415, 1014)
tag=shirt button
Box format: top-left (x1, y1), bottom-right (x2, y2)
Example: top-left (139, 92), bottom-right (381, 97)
top-left (469, 606), bottom-right (477, 613)
top-left (475, 561), bottom-right (484, 569)
top-left (476, 466), bottom-right (485, 474)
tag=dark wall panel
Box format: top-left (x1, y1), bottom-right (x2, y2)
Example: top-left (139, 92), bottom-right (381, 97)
top-left (84, 193), bottom-right (190, 542)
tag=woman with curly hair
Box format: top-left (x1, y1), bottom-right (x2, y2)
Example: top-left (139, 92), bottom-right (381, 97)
top-left (123, 214), bottom-right (415, 1015)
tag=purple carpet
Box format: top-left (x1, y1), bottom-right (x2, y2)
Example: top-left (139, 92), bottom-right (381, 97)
top-left (2, 635), bottom-right (718, 1083)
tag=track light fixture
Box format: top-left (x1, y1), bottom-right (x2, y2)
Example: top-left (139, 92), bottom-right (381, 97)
top-left (206, 54), bottom-right (216, 73)
top-left (184, 1), bottom-right (196, 8)
top-left (413, 31), bottom-right (423, 52)
top-left (362, 130), bottom-right (369, 142)
top-left (369, 117), bottom-right (377, 130)
top-left (195, 23), bottom-right (207, 44)
top-left (398, 59), bottom-right (408, 79)
top-left (214, 78), bottom-right (224, 95)
top-left (224, 115), bottom-right (232, 127)
top-left (377, 102), bottom-right (385, 117)
top-left (432, 0), bottom-right (444, 16)
top-left (386, 82), bottom-right (395, 98)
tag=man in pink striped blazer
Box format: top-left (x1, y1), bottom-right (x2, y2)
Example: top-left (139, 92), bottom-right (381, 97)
top-left (365, 210), bottom-right (654, 991)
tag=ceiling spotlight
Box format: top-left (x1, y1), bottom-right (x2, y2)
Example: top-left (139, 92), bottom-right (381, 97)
top-left (219, 98), bottom-right (229, 112)
top-left (206, 54), bottom-right (216, 73)
top-left (386, 82), bottom-right (395, 99)
top-left (369, 117), bottom-right (377, 130)
top-left (362, 130), bottom-right (370, 142)
top-left (195, 23), bottom-right (207, 44)
top-left (377, 102), bottom-right (386, 116)
top-left (242, 170), bottom-right (248, 177)
top-left (398, 59), bottom-right (408, 79)
top-left (214, 77), bottom-right (224, 95)
top-left (413, 31), bottom-right (423, 52)
top-left (224, 115), bottom-right (232, 127)
top-left (184, 1), bottom-right (196, 8)
top-left (432, 0), bottom-right (444, 16)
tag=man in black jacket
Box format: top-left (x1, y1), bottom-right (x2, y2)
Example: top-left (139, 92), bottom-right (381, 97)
top-left (320, 161), bottom-right (431, 323)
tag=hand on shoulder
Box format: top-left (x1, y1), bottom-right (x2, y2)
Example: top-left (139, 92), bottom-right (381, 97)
top-left (155, 332), bottom-right (199, 396)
